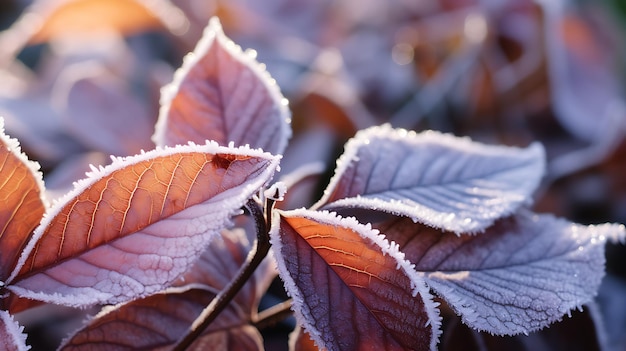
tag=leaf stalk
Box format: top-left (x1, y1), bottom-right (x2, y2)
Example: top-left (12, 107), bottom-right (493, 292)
top-left (173, 197), bottom-right (272, 350)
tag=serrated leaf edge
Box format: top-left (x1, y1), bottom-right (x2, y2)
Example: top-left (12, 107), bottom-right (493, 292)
top-left (152, 16), bottom-right (292, 151)
top-left (312, 124), bottom-right (546, 233)
top-left (0, 310), bottom-right (30, 351)
top-left (423, 213), bottom-right (625, 336)
top-left (6, 141), bottom-right (281, 284)
top-left (0, 117), bottom-right (47, 207)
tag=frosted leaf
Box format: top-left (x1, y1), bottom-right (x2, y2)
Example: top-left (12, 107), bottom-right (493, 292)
top-left (7, 142), bottom-right (279, 307)
top-left (314, 125), bottom-right (545, 233)
top-left (0, 117), bottom-right (46, 281)
top-left (377, 210), bottom-right (624, 335)
top-left (0, 310), bottom-right (29, 351)
top-left (154, 17), bottom-right (291, 155)
top-left (270, 208), bottom-right (441, 351)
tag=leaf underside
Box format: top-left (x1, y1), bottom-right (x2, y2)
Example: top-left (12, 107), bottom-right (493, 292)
top-left (271, 209), bottom-right (439, 351)
top-left (315, 125), bottom-right (545, 233)
top-left (154, 17), bottom-right (291, 155)
top-left (376, 211), bottom-right (622, 335)
top-left (8, 144), bottom-right (278, 307)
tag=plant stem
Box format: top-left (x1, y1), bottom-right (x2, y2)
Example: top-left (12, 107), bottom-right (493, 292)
top-left (173, 198), bottom-right (271, 350)
top-left (253, 298), bottom-right (294, 331)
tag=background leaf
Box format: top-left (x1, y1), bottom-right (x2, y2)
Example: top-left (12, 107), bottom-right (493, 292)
top-left (440, 303), bottom-right (606, 351)
top-left (376, 211), bottom-right (625, 335)
top-left (53, 61), bottom-right (156, 157)
top-left (15, 0), bottom-right (187, 45)
top-left (0, 118), bottom-right (45, 282)
top-left (271, 209), bottom-right (441, 351)
top-left (541, 2), bottom-right (626, 144)
top-left (0, 310), bottom-right (28, 351)
top-left (314, 124), bottom-right (545, 233)
top-left (153, 17), bottom-right (292, 155)
top-left (59, 286), bottom-right (264, 351)
top-left (173, 225), bottom-right (276, 313)
top-left (7, 142), bottom-right (279, 307)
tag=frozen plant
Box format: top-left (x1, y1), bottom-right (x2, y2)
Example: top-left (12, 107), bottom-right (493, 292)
top-left (0, 17), bottom-right (624, 351)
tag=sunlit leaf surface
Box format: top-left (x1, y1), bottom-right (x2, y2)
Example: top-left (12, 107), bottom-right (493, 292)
top-left (7, 142), bottom-right (279, 307)
top-left (25, 0), bottom-right (188, 43)
top-left (271, 209), bottom-right (440, 351)
top-left (0, 118), bottom-right (45, 281)
top-left (154, 17), bottom-right (292, 155)
top-left (377, 211), bottom-right (625, 335)
top-left (315, 125), bottom-right (545, 233)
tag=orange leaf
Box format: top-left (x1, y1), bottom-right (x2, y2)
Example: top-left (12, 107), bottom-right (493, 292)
top-left (7, 142), bottom-right (279, 307)
top-left (271, 209), bottom-right (441, 351)
top-left (0, 119), bottom-right (45, 282)
top-left (25, 0), bottom-right (188, 44)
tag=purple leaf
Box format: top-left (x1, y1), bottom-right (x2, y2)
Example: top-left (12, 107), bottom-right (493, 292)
top-left (6, 142), bottom-right (280, 307)
top-left (271, 208), bottom-right (441, 351)
top-left (0, 310), bottom-right (28, 351)
top-left (153, 17), bottom-right (292, 155)
top-left (54, 62), bottom-right (156, 156)
top-left (541, 2), bottom-right (626, 144)
top-left (314, 125), bottom-right (545, 233)
top-left (377, 211), bottom-right (625, 335)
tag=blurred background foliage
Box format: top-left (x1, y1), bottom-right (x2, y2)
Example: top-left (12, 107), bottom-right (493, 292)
top-left (1, 0), bottom-right (625, 350)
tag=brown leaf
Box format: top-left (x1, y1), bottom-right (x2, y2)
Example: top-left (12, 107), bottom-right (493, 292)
top-left (271, 209), bottom-right (440, 351)
top-left (59, 286), bottom-right (264, 351)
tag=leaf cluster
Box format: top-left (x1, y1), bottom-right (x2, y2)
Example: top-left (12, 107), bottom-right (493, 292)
top-left (0, 6), bottom-right (625, 351)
